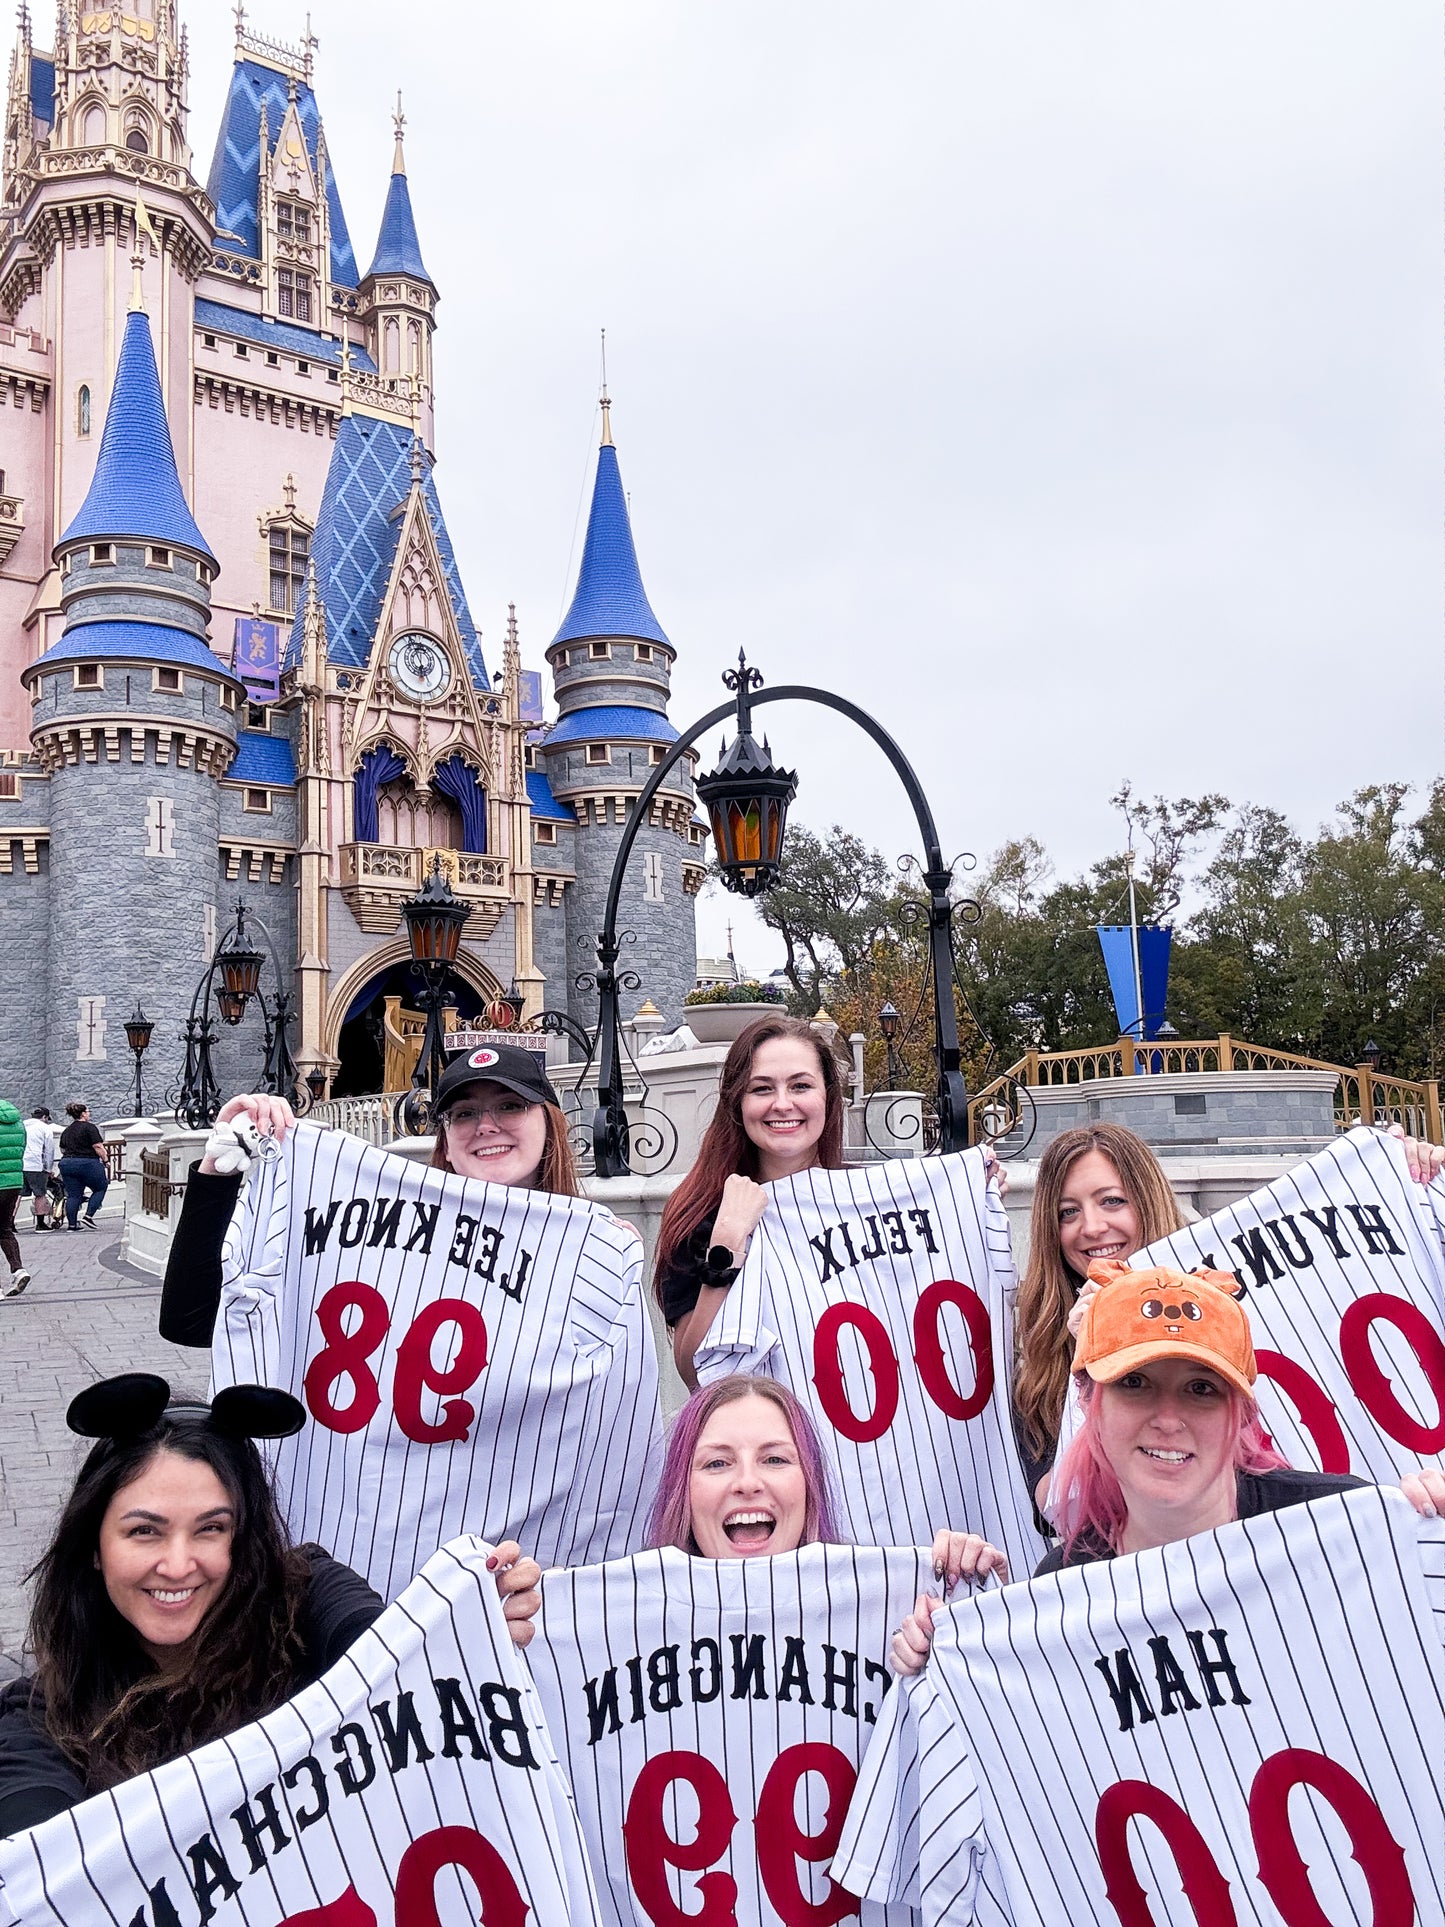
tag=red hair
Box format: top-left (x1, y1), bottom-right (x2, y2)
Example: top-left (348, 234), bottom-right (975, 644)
top-left (1052, 1375), bottom-right (1287, 1563)
top-left (652, 1015), bottom-right (845, 1310)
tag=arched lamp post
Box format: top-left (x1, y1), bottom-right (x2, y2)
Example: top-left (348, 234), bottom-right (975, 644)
top-left (878, 1000), bottom-right (902, 1093)
top-left (589, 652), bottom-right (968, 1176)
top-left (171, 903), bottom-right (310, 1129)
top-left (123, 1003), bottom-right (154, 1118)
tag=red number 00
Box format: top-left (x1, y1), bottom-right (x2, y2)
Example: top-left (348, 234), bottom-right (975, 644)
top-left (812, 1280), bottom-right (993, 1443)
top-left (1253, 1291), bottom-right (1445, 1472)
top-left (1096, 1747), bottom-right (1414, 1927)
top-left (304, 1281), bottom-right (489, 1444)
top-left (623, 1743), bottom-right (860, 1926)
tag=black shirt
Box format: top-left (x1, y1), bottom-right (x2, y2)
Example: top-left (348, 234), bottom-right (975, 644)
top-left (58, 1119), bottom-right (103, 1158)
top-left (0, 1547), bottom-right (382, 1834)
top-left (158, 1163), bottom-right (243, 1347)
top-left (655, 1213), bottom-right (739, 1328)
top-left (1032, 1466), bottom-right (1367, 1576)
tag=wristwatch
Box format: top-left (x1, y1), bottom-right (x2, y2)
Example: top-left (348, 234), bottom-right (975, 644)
top-left (704, 1244), bottom-right (739, 1286)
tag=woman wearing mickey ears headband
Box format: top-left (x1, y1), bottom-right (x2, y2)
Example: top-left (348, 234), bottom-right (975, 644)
top-left (158, 1045), bottom-right (580, 1349)
top-left (0, 1374), bottom-right (541, 1834)
top-left (891, 1261), bottom-right (1445, 1674)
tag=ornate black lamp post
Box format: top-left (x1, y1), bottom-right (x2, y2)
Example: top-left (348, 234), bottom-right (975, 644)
top-left (123, 1003), bottom-right (154, 1118)
top-left (878, 1000), bottom-right (902, 1092)
top-left (590, 651), bottom-right (969, 1175)
top-left (395, 856), bottom-right (472, 1134)
top-left (170, 903), bottom-right (311, 1129)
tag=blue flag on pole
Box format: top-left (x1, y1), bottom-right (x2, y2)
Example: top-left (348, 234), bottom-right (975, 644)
top-left (1096, 925), bottom-right (1172, 1040)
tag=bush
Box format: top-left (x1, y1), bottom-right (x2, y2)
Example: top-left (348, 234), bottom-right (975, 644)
top-left (683, 980), bottom-right (786, 1007)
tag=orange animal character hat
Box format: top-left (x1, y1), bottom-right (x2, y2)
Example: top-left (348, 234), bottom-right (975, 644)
top-left (1073, 1260), bottom-right (1256, 1399)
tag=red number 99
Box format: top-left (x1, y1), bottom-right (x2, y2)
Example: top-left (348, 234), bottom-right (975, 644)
top-left (624, 1750), bottom-right (740, 1927)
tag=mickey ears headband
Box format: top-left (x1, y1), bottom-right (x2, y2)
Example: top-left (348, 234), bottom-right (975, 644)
top-left (66, 1373), bottom-right (305, 1442)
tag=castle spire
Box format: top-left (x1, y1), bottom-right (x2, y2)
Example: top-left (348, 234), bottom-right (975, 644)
top-left (550, 395), bottom-right (669, 648)
top-left (363, 93), bottom-right (432, 286)
top-left (60, 308), bottom-right (214, 560)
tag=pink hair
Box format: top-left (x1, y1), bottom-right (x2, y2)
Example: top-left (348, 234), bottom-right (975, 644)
top-left (1053, 1374), bottom-right (1288, 1562)
top-left (647, 1376), bottom-right (840, 1554)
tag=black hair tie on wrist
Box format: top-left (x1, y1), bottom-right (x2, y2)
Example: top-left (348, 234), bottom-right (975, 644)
top-left (67, 1373), bottom-right (306, 1441)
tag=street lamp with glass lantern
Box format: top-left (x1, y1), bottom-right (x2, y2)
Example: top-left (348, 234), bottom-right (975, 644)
top-left (878, 1000), bottom-right (902, 1092)
top-left (123, 1003), bottom-right (154, 1118)
top-left (396, 856), bottom-right (472, 1134)
top-left (170, 902), bottom-right (313, 1129)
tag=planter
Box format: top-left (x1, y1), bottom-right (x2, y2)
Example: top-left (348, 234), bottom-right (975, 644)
top-left (682, 1002), bottom-right (779, 1045)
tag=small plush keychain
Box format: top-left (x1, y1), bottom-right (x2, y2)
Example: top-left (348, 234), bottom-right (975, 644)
top-left (202, 1116), bottom-right (265, 1176)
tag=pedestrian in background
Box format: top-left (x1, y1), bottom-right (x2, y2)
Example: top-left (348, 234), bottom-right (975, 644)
top-left (0, 1098), bottom-right (30, 1297)
top-left (57, 1101), bottom-right (107, 1232)
top-left (22, 1106), bottom-right (58, 1233)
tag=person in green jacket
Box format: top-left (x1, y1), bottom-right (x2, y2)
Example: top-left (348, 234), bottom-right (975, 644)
top-left (0, 1099), bottom-right (30, 1298)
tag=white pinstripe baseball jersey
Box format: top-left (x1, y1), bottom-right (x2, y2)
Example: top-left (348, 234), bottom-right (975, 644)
top-left (695, 1151), bottom-right (1044, 1575)
top-left (522, 1542), bottom-right (933, 1926)
top-left (835, 1487), bottom-right (1445, 1926)
top-left (0, 1538), bottom-right (604, 1927)
top-left (1052, 1128), bottom-right (1445, 1490)
top-left (210, 1123), bottom-right (661, 1599)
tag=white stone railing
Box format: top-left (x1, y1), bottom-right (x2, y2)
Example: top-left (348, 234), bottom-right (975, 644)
top-left (308, 1092), bottom-right (408, 1146)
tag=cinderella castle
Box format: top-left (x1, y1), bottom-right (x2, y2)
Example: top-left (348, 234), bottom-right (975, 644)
top-left (0, 3), bottom-right (706, 1117)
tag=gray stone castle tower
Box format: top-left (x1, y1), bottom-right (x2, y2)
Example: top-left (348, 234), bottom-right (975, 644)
top-left (18, 300), bottom-right (245, 1119)
top-left (531, 393), bottom-right (707, 1036)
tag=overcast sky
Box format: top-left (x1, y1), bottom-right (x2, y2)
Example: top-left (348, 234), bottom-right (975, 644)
top-left (25, 2), bottom-right (1444, 972)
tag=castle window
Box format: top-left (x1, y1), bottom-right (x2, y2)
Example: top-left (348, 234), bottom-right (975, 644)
top-left (277, 269), bottom-right (312, 323)
top-left (146, 546), bottom-right (170, 568)
top-left (327, 368), bottom-right (339, 383)
top-left (383, 317), bottom-right (400, 373)
top-left (277, 202), bottom-right (311, 244)
top-left (153, 666), bottom-right (181, 692)
top-left (243, 788), bottom-right (273, 814)
top-left (202, 334), bottom-right (217, 349)
top-left (77, 386), bottom-right (91, 437)
top-left (74, 664), bottom-right (102, 690)
top-left (247, 703), bottom-right (269, 730)
top-left (535, 821), bottom-right (557, 845)
top-left (219, 686), bottom-right (237, 711)
top-left (523, 743), bottom-right (536, 769)
top-left (235, 343), bottom-right (248, 359)
top-left (267, 523), bottom-right (310, 617)
top-left (90, 542), bottom-right (111, 564)
top-left (266, 351), bottom-right (280, 368)
top-left (296, 359), bottom-right (309, 375)
top-left (649, 745), bottom-right (667, 765)
top-left (635, 644), bottom-right (653, 662)
top-left (80, 103), bottom-right (106, 147)
top-left (585, 743), bottom-right (610, 765)
top-left (0, 772), bottom-right (16, 799)
top-left (589, 641), bottom-right (610, 661)
top-left (125, 129), bottom-right (148, 154)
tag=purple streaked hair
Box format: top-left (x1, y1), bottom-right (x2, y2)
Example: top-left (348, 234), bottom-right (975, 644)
top-left (646, 1376), bottom-right (840, 1554)
top-left (1052, 1373), bottom-right (1288, 1561)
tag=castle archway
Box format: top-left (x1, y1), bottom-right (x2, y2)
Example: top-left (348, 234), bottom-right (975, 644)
top-left (325, 941), bottom-right (506, 1097)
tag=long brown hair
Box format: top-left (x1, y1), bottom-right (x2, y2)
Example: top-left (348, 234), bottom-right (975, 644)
top-left (430, 1094), bottom-right (581, 1197)
top-left (653, 1015), bottom-right (845, 1308)
top-left (1013, 1124), bottom-right (1186, 1464)
top-left (28, 1418), bottom-right (308, 1790)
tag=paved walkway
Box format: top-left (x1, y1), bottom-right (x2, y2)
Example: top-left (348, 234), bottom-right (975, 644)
top-left (0, 1205), bottom-right (206, 1678)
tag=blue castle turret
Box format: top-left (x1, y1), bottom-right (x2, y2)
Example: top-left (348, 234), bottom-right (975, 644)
top-left (535, 394), bottom-right (705, 1031)
top-left (21, 300), bottom-right (243, 1118)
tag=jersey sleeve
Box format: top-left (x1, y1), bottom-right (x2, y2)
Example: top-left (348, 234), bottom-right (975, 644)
top-left (568, 1214), bottom-right (647, 1356)
top-left (834, 1671), bottom-right (991, 1925)
top-left (209, 1134), bottom-right (291, 1393)
top-left (691, 1219), bottom-right (781, 1381)
top-left (1414, 1511), bottom-right (1445, 1652)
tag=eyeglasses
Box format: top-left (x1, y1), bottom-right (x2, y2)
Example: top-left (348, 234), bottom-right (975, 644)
top-left (441, 1097), bottom-right (536, 1129)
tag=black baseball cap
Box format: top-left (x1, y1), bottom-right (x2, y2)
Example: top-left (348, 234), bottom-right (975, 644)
top-left (434, 1042), bottom-right (560, 1114)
